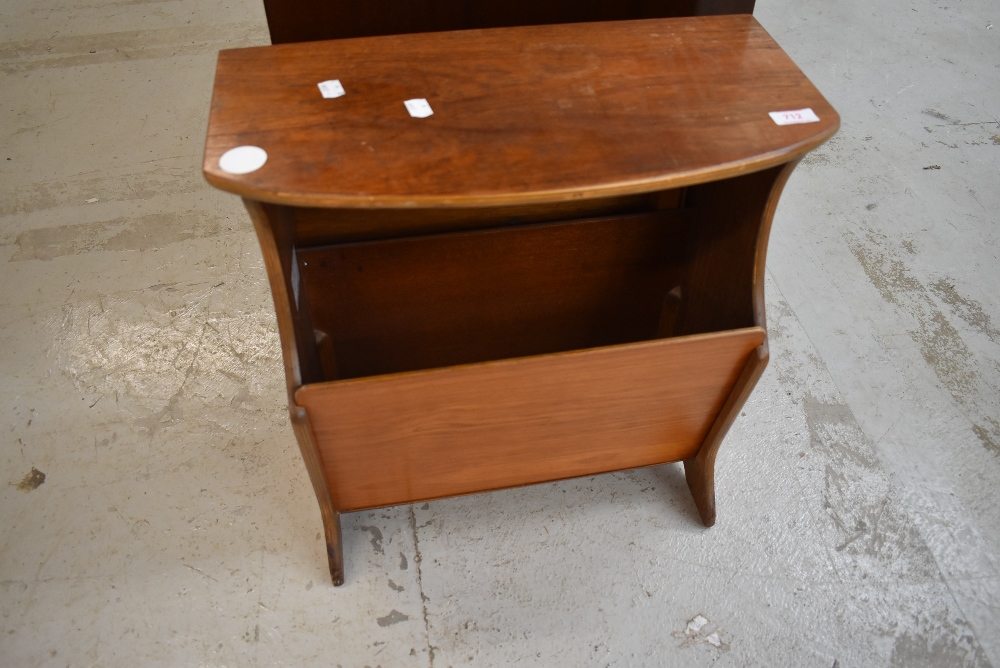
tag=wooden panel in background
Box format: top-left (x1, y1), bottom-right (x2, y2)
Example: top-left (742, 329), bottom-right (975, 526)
top-left (295, 327), bottom-right (766, 510)
top-left (263, 0), bottom-right (756, 44)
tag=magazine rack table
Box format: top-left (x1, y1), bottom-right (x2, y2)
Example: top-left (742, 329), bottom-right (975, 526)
top-left (203, 15), bottom-right (838, 585)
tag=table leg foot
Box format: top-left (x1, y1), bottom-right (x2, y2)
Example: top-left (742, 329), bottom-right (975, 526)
top-left (288, 404), bottom-right (346, 586)
top-left (326, 512), bottom-right (345, 586)
top-left (681, 343), bottom-right (770, 528)
top-left (683, 456), bottom-right (716, 527)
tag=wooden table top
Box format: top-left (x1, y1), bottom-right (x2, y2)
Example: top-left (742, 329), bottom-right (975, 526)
top-left (203, 15), bottom-right (838, 209)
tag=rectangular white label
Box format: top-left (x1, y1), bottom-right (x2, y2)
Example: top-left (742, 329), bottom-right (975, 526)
top-left (404, 98), bottom-right (434, 118)
top-left (769, 108), bottom-right (820, 125)
top-left (318, 80), bottom-right (345, 99)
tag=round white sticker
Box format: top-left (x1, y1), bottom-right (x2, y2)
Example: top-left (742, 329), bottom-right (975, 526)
top-left (219, 146), bottom-right (267, 174)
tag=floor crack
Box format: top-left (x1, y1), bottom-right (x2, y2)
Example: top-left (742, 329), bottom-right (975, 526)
top-left (409, 506), bottom-right (435, 667)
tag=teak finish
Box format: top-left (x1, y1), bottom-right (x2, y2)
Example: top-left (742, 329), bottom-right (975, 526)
top-left (204, 16), bottom-right (838, 585)
top-left (296, 327), bottom-right (765, 511)
top-left (204, 16), bottom-right (837, 209)
top-left (297, 211), bottom-right (695, 378)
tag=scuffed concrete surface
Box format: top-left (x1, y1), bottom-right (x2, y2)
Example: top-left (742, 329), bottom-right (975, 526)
top-left (1, 0), bottom-right (998, 665)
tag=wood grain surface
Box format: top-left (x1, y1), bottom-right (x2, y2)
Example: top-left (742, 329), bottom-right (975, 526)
top-left (297, 210), bottom-right (693, 379)
top-left (290, 189), bottom-right (682, 245)
top-left (203, 16), bottom-right (839, 208)
top-left (295, 327), bottom-right (765, 510)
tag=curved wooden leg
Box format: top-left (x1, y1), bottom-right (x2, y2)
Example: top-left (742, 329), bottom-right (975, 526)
top-left (673, 164), bottom-right (799, 527)
top-left (324, 510), bottom-right (345, 586)
top-left (246, 200), bottom-right (344, 583)
top-left (290, 406), bottom-right (345, 585)
top-left (684, 456), bottom-right (716, 527)
top-left (683, 344), bottom-right (769, 527)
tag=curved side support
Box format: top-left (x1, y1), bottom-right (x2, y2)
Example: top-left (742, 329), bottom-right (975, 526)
top-left (751, 159), bottom-right (802, 330)
top-left (683, 159), bottom-right (801, 525)
top-left (684, 342), bottom-right (768, 526)
top-left (291, 406), bottom-right (344, 586)
top-left (244, 199), bottom-right (344, 585)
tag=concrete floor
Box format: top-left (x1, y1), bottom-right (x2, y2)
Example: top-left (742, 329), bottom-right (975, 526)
top-left (1, 0), bottom-right (998, 665)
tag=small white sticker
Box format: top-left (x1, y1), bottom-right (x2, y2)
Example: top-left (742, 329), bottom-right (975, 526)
top-left (769, 108), bottom-right (820, 125)
top-left (318, 79), bottom-right (345, 99)
top-left (404, 98), bottom-right (433, 118)
top-left (219, 146), bottom-right (267, 174)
